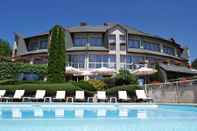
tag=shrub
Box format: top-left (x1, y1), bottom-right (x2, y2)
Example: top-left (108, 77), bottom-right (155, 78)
top-left (48, 25), bottom-right (66, 83)
top-left (88, 80), bottom-right (107, 90)
top-left (106, 85), bottom-right (139, 98)
top-left (115, 69), bottom-right (138, 85)
top-left (74, 80), bottom-right (96, 92)
top-left (0, 60), bottom-right (17, 80)
top-left (103, 77), bottom-right (116, 88)
top-left (16, 63), bottom-right (47, 77)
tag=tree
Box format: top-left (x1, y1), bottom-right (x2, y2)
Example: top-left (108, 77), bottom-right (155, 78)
top-left (48, 25), bottom-right (66, 83)
top-left (0, 39), bottom-right (11, 57)
top-left (192, 58), bottom-right (197, 69)
top-left (115, 69), bottom-right (138, 85)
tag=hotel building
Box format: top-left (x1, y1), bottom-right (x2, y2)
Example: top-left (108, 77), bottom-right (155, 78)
top-left (12, 22), bottom-right (196, 81)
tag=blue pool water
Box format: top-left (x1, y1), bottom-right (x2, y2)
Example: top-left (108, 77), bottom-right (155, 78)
top-left (0, 103), bottom-right (197, 131)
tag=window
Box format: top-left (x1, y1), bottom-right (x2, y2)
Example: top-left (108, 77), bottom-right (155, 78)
top-left (120, 43), bottom-right (126, 51)
top-left (27, 39), bottom-right (48, 51)
top-left (89, 36), bottom-right (102, 46)
top-left (108, 35), bottom-right (116, 41)
top-left (39, 40), bottom-right (48, 49)
top-left (28, 41), bottom-right (39, 51)
top-left (109, 43), bottom-right (116, 50)
top-left (126, 56), bottom-right (132, 63)
top-left (146, 56), bottom-right (161, 63)
top-left (74, 34), bottom-right (103, 47)
top-left (120, 35), bottom-right (126, 41)
top-left (69, 54), bottom-right (85, 68)
top-left (128, 39), bottom-right (140, 49)
top-left (143, 41), bottom-right (160, 52)
top-left (109, 55), bottom-right (116, 62)
top-left (89, 54), bottom-right (111, 68)
top-left (74, 36), bottom-right (87, 47)
top-left (163, 45), bottom-right (175, 56)
top-left (132, 55), bottom-right (144, 63)
top-left (120, 55), bottom-right (126, 63)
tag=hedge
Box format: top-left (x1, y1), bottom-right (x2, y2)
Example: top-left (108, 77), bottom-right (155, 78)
top-left (0, 82), bottom-right (81, 97)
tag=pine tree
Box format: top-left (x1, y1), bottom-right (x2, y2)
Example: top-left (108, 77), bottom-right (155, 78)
top-left (48, 25), bottom-right (66, 83)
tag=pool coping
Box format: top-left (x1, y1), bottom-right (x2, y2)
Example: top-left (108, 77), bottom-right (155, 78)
top-left (0, 102), bottom-right (196, 106)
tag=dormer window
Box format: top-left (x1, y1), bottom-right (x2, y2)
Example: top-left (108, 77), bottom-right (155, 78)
top-left (27, 39), bottom-right (48, 51)
top-left (73, 33), bottom-right (102, 47)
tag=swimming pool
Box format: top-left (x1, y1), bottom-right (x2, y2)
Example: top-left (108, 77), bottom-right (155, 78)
top-left (0, 103), bottom-right (197, 131)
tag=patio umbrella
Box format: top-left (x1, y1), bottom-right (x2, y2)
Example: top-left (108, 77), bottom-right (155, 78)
top-left (65, 66), bottom-right (81, 74)
top-left (132, 66), bottom-right (157, 76)
top-left (132, 65), bottom-right (157, 91)
top-left (92, 67), bottom-right (115, 75)
top-left (74, 70), bottom-right (95, 80)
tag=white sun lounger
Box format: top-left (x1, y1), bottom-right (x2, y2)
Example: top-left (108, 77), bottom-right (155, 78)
top-left (118, 91), bottom-right (129, 102)
top-left (0, 90), bottom-right (6, 102)
top-left (136, 90), bottom-right (153, 102)
top-left (97, 91), bottom-right (107, 102)
top-left (13, 90), bottom-right (25, 101)
top-left (75, 91), bottom-right (85, 101)
top-left (53, 91), bottom-right (65, 102)
top-left (32, 90), bottom-right (46, 102)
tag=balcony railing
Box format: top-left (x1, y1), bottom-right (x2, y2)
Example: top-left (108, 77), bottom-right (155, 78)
top-left (67, 62), bottom-right (147, 70)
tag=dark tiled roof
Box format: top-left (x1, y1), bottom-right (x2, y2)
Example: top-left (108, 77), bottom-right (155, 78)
top-left (68, 25), bottom-right (109, 32)
top-left (160, 63), bottom-right (197, 74)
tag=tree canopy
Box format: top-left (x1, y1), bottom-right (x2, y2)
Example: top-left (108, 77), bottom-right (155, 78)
top-left (115, 69), bottom-right (139, 85)
top-left (0, 39), bottom-right (11, 57)
top-left (47, 25), bottom-right (66, 83)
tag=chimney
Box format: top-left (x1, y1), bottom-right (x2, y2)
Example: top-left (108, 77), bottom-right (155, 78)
top-left (80, 22), bottom-right (87, 26)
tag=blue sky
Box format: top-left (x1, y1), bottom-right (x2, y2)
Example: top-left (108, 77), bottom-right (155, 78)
top-left (0, 0), bottom-right (197, 60)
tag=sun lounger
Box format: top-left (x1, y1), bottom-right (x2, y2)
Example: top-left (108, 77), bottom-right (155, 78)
top-left (118, 91), bottom-right (129, 102)
top-left (32, 90), bottom-right (46, 102)
top-left (75, 91), bottom-right (85, 102)
top-left (53, 91), bottom-right (65, 102)
top-left (135, 90), bottom-right (153, 102)
top-left (13, 90), bottom-right (25, 101)
top-left (0, 90), bottom-right (6, 102)
top-left (97, 91), bottom-right (107, 102)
